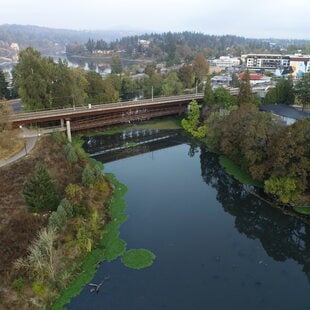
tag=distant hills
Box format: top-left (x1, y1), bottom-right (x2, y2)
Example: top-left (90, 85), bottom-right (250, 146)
top-left (0, 24), bottom-right (145, 55)
top-left (1, 24), bottom-right (310, 59)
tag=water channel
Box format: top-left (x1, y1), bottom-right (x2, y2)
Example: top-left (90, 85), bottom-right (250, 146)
top-left (69, 129), bottom-right (310, 310)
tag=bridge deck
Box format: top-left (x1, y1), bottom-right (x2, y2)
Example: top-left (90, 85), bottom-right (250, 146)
top-left (10, 94), bottom-right (204, 130)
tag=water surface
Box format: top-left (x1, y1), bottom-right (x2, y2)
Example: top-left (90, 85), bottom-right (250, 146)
top-left (69, 130), bottom-right (310, 310)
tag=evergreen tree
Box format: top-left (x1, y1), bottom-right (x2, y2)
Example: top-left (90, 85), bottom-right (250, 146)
top-left (203, 77), bottom-right (214, 107)
top-left (110, 55), bottom-right (123, 74)
top-left (237, 70), bottom-right (252, 105)
top-left (0, 70), bottom-right (8, 99)
top-left (265, 77), bottom-right (295, 105)
top-left (294, 72), bottom-right (310, 110)
top-left (22, 164), bottom-right (60, 212)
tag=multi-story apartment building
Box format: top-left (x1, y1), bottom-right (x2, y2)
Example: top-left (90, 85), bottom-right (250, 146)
top-left (245, 53), bottom-right (310, 76)
top-left (246, 54), bottom-right (290, 71)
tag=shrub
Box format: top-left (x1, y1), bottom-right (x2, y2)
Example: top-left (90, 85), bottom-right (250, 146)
top-left (93, 179), bottom-right (110, 193)
top-left (82, 164), bottom-right (105, 188)
top-left (15, 228), bottom-right (58, 281)
top-left (32, 280), bottom-right (47, 297)
top-left (60, 198), bottom-right (74, 218)
top-left (264, 175), bottom-right (301, 203)
top-left (64, 143), bottom-right (78, 163)
top-left (82, 166), bottom-right (96, 187)
top-left (12, 277), bottom-right (26, 293)
top-left (51, 130), bottom-right (67, 144)
top-left (65, 183), bottom-right (83, 204)
top-left (48, 206), bottom-right (67, 231)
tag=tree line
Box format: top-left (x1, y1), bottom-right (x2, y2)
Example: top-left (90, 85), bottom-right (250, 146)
top-left (183, 72), bottom-right (310, 205)
top-left (67, 31), bottom-right (310, 66)
top-left (9, 47), bottom-right (209, 111)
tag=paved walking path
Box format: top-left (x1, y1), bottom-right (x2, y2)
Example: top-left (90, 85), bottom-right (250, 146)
top-left (0, 128), bottom-right (39, 168)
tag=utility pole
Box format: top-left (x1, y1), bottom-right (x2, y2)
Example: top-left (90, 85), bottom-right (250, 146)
top-left (72, 95), bottom-right (76, 110)
top-left (151, 86), bottom-right (154, 101)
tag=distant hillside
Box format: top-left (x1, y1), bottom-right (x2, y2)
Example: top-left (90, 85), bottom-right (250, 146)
top-left (0, 24), bottom-right (143, 55)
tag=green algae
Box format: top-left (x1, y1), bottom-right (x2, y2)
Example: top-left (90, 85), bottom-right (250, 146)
top-left (121, 249), bottom-right (156, 270)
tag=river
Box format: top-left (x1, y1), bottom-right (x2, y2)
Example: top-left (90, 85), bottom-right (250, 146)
top-left (69, 129), bottom-right (310, 310)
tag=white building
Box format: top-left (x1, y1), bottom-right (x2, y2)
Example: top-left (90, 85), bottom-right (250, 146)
top-left (210, 56), bottom-right (240, 68)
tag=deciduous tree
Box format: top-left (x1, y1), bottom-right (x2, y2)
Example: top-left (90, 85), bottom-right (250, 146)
top-left (162, 72), bottom-right (183, 96)
top-left (193, 53), bottom-right (209, 83)
top-left (182, 100), bottom-right (206, 138)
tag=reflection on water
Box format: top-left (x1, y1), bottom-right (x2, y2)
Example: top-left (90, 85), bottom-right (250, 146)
top-left (200, 147), bottom-right (310, 283)
top-left (69, 130), bottom-right (309, 310)
top-left (83, 129), bottom-right (186, 163)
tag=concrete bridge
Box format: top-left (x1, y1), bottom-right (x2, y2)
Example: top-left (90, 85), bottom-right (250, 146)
top-left (10, 93), bottom-right (204, 141)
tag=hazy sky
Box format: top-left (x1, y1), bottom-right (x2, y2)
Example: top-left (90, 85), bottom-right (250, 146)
top-left (1, 0), bottom-right (309, 39)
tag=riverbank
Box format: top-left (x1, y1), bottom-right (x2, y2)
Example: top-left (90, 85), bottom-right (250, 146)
top-left (218, 153), bottom-right (310, 221)
top-left (0, 125), bottom-right (159, 309)
top-left (0, 133), bottom-right (114, 309)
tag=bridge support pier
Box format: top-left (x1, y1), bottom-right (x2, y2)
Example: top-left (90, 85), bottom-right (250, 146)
top-left (60, 118), bottom-right (65, 129)
top-left (66, 120), bottom-right (72, 143)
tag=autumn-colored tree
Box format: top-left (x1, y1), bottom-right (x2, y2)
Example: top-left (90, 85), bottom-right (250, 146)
top-left (193, 53), bottom-right (209, 83)
top-left (267, 120), bottom-right (310, 193)
top-left (220, 104), bottom-right (258, 166)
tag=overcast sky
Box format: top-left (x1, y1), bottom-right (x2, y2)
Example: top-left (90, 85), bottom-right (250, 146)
top-left (1, 0), bottom-right (309, 39)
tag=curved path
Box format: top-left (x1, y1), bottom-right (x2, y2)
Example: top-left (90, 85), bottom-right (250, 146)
top-left (0, 128), bottom-right (38, 168)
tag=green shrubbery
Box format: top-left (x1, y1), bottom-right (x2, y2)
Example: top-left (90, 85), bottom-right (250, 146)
top-left (22, 164), bottom-right (60, 212)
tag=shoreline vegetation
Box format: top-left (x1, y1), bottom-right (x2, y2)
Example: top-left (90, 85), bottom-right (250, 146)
top-left (0, 121), bottom-right (164, 309)
top-left (182, 100), bottom-right (309, 219)
top-left (0, 116), bottom-right (307, 308)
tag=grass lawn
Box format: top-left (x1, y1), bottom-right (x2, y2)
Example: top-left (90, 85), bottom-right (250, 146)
top-left (0, 129), bottom-right (24, 162)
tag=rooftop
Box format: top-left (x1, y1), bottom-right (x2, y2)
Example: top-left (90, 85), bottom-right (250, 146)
top-left (260, 104), bottom-right (309, 121)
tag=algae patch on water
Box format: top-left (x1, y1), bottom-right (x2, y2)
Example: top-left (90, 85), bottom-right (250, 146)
top-left (121, 249), bottom-right (156, 269)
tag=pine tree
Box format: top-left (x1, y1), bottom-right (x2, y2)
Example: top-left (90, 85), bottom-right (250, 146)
top-left (203, 77), bottom-right (214, 107)
top-left (22, 164), bottom-right (60, 212)
top-left (238, 70), bottom-right (252, 105)
top-left (0, 70), bottom-right (8, 99)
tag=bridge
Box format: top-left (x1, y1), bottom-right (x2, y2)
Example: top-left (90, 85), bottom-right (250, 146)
top-left (10, 93), bottom-right (204, 141)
